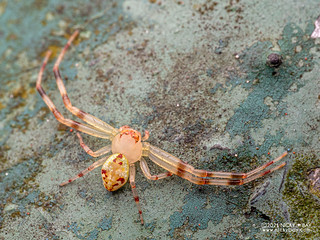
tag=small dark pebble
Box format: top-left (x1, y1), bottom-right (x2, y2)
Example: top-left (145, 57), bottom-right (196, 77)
top-left (267, 53), bottom-right (282, 68)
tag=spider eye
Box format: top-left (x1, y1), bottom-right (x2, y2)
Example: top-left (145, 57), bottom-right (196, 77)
top-left (120, 130), bottom-right (140, 143)
top-left (101, 153), bottom-right (129, 191)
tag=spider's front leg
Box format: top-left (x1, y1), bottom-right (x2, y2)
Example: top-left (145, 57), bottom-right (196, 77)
top-left (52, 30), bottom-right (118, 137)
top-left (36, 51), bottom-right (111, 139)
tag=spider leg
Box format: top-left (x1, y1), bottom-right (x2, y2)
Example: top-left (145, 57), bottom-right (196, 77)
top-left (164, 161), bottom-right (286, 186)
top-left (140, 157), bottom-right (172, 180)
top-left (245, 152), bottom-right (287, 178)
top-left (142, 142), bottom-right (287, 186)
top-left (53, 30), bottom-right (118, 136)
top-left (242, 162), bottom-right (286, 184)
top-left (60, 152), bottom-right (111, 186)
top-left (76, 132), bottom-right (113, 157)
top-left (129, 164), bottom-right (144, 224)
top-left (141, 130), bottom-right (149, 141)
top-left (37, 51), bottom-right (111, 139)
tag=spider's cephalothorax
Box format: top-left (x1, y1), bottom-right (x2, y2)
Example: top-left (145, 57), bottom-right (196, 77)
top-left (37, 30), bottom-right (288, 225)
top-left (112, 125), bottom-right (142, 163)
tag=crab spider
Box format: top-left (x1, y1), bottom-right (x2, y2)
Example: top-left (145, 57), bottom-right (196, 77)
top-left (36, 30), bottom-right (288, 225)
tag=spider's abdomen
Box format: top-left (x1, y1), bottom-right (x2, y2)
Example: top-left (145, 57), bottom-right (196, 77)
top-left (111, 128), bottom-right (142, 163)
top-left (101, 153), bottom-right (129, 191)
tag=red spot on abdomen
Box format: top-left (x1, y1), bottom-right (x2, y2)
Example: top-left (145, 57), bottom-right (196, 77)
top-left (117, 178), bottom-right (125, 184)
top-left (101, 169), bottom-right (107, 174)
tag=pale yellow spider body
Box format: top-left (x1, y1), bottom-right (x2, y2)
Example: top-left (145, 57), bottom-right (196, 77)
top-left (111, 126), bottom-right (143, 164)
top-left (36, 30), bottom-right (288, 225)
top-left (102, 126), bottom-right (143, 191)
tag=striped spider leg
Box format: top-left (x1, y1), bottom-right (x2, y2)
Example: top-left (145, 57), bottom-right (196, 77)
top-left (37, 29), bottom-right (288, 225)
top-left (142, 142), bottom-right (287, 186)
top-left (37, 30), bottom-right (118, 139)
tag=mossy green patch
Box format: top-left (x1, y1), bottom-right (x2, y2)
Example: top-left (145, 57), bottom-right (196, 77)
top-left (282, 153), bottom-right (320, 239)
